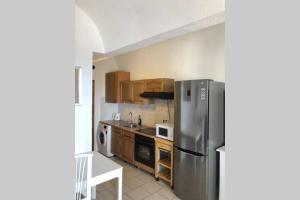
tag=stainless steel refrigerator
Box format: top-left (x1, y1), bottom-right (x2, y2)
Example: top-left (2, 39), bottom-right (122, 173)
top-left (174, 79), bottom-right (225, 200)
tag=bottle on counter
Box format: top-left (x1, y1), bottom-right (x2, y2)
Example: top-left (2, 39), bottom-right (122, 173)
top-left (138, 115), bottom-right (142, 126)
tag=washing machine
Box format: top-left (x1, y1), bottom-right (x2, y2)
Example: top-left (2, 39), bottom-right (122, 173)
top-left (97, 123), bottom-right (114, 157)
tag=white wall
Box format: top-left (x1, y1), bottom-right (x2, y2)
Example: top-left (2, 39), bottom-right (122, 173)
top-left (93, 23), bottom-right (224, 128)
top-left (93, 58), bottom-right (119, 141)
top-left (116, 23), bottom-right (224, 126)
top-left (75, 6), bottom-right (104, 154)
top-left (115, 23), bottom-right (225, 82)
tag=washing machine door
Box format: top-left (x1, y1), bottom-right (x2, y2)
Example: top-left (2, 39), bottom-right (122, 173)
top-left (99, 130), bottom-right (106, 145)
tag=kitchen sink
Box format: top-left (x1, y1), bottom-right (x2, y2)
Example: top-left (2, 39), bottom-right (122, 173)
top-left (124, 123), bottom-right (138, 128)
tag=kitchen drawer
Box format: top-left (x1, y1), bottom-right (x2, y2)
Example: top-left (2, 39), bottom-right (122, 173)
top-left (112, 127), bottom-right (122, 134)
top-left (157, 142), bottom-right (172, 151)
top-left (123, 130), bottom-right (135, 139)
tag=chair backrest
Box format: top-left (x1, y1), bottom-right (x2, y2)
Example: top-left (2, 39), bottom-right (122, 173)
top-left (75, 153), bottom-right (93, 200)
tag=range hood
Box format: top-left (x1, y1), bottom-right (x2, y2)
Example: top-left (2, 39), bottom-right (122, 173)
top-left (140, 92), bottom-right (174, 100)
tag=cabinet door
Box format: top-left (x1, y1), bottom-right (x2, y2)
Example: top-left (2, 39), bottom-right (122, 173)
top-left (132, 80), bottom-right (147, 103)
top-left (111, 128), bottom-right (122, 157)
top-left (105, 72), bottom-right (117, 102)
top-left (121, 81), bottom-right (133, 103)
top-left (144, 79), bottom-right (164, 92)
top-left (122, 131), bottom-right (135, 163)
top-left (106, 71), bottom-right (130, 103)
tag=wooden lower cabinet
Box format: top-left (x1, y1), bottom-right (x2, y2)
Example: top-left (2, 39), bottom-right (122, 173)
top-left (111, 129), bottom-right (122, 157)
top-left (111, 127), bottom-right (135, 164)
top-left (155, 138), bottom-right (174, 187)
top-left (122, 135), bottom-right (135, 163)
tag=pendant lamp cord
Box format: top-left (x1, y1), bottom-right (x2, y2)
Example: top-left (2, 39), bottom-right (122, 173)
top-left (167, 99), bottom-right (171, 123)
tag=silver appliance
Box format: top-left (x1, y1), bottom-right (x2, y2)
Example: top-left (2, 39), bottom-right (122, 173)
top-left (134, 134), bottom-right (155, 168)
top-left (156, 123), bottom-right (174, 141)
top-left (173, 79), bottom-right (225, 200)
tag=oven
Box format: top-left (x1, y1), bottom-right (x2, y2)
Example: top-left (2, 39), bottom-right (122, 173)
top-left (134, 134), bottom-right (155, 168)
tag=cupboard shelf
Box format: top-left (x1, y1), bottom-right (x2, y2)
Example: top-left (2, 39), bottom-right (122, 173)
top-left (158, 158), bottom-right (171, 169)
top-left (158, 167), bottom-right (171, 182)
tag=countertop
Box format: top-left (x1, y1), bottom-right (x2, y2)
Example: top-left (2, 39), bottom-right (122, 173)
top-left (100, 120), bottom-right (156, 139)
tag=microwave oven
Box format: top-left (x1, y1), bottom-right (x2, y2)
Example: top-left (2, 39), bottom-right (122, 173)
top-left (156, 123), bottom-right (174, 141)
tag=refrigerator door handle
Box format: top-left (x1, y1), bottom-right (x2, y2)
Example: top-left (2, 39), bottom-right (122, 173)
top-left (176, 146), bottom-right (206, 157)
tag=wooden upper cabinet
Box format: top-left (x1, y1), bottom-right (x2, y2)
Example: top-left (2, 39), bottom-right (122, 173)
top-left (121, 80), bottom-right (151, 104)
top-left (120, 78), bottom-right (174, 104)
top-left (105, 71), bottom-right (130, 103)
top-left (144, 79), bottom-right (174, 93)
top-left (121, 81), bottom-right (133, 103)
top-left (132, 80), bottom-right (148, 104)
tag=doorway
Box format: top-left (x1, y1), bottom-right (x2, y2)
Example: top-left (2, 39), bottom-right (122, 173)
top-left (92, 79), bottom-right (95, 151)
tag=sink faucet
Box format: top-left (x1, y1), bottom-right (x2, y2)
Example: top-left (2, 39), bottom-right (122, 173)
top-left (129, 112), bottom-right (133, 123)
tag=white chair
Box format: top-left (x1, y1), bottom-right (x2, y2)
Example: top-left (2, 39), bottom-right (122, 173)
top-left (75, 153), bottom-right (93, 200)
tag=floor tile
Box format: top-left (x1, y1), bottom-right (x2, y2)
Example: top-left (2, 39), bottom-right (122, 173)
top-left (144, 193), bottom-right (168, 200)
top-left (96, 190), bottom-right (114, 200)
top-left (123, 194), bottom-right (133, 200)
top-left (95, 157), bottom-right (181, 200)
top-left (157, 188), bottom-right (176, 200)
top-left (172, 196), bottom-right (182, 200)
top-left (96, 182), bottom-right (107, 192)
top-left (138, 173), bottom-right (155, 183)
top-left (127, 187), bottom-right (150, 200)
top-left (142, 181), bottom-right (162, 194)
top-left (124, 168), bottom-right (141, 178)
top-left (124, 176), bottom-right (144, 189)
top-left (157, 179), bottom-right (171, 187)
top-left (106, 183), bottom-right (117, 196)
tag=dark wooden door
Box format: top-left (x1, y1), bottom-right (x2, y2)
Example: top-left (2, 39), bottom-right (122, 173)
top-left (111, 128), bottom-right (122, 157)
top-left (105, 72), bottom-right (116, 102)
top-left (121, 81), bottom-right (133, 103)
top-left (122, 131), bottom-right (135, 163)
top-left (144, 79), bottom-right (164, 92)
top-left (132, 80), bottom-right (146, 103)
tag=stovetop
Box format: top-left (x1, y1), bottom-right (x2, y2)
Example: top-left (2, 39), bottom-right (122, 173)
top-left (137, 128), bottom-right (156, 137)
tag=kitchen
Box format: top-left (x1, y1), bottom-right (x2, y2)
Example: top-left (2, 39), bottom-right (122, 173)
top-left (91, 22), bottom-right (225, 200)
top-left (3, 1), bottom-right (294, 200)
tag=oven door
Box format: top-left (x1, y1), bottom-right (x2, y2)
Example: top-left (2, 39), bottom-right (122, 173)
top-left (135, 136), bottom-right (155, 168)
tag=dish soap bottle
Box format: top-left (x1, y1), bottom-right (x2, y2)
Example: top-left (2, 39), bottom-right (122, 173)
top-left (138, 115), bottom-right (142, 126)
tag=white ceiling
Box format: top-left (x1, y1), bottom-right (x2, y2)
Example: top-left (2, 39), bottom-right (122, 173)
top-left (76, 0), bottom-right (225, 56)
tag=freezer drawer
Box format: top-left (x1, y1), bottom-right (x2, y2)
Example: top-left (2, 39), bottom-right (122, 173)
top-left (174, 147), bottom-right (207, 200)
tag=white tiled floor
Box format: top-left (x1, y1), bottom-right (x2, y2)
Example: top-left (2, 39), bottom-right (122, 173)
top-left (96, 157), bottom-right (181, 200)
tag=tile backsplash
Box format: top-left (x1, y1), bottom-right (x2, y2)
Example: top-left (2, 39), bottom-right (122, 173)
top-left (119, 99), bottom-right (174, 127)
